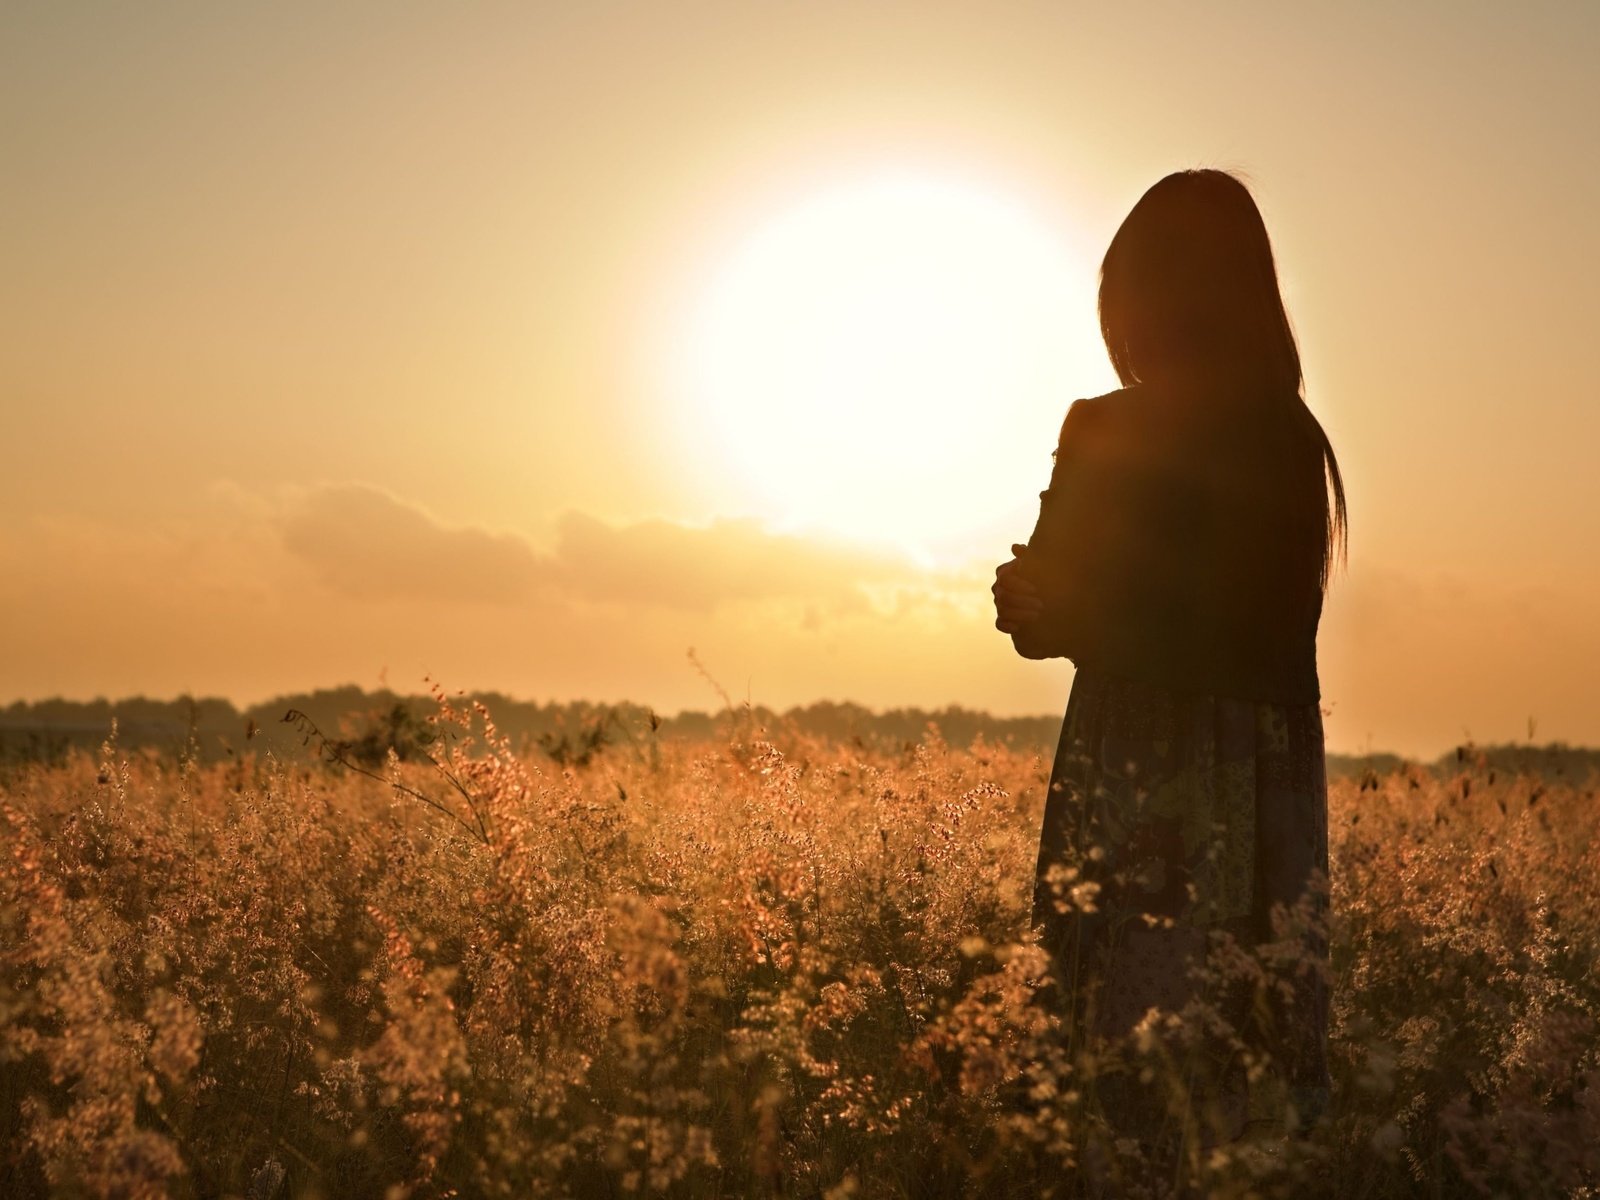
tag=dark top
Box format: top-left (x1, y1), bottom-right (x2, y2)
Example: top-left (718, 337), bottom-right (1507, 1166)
top-left (1012, 381), bottom-right (1326, 704)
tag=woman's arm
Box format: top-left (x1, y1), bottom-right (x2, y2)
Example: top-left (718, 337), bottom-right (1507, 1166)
top-left (992, 543), bottom-right (1043, 628)
top-left (1004, 559), bottom-right (1061, 660)
top-left (999, 397), bottom-right (1108, 661)
top-left (993, 547), bottom-right (1054, 659)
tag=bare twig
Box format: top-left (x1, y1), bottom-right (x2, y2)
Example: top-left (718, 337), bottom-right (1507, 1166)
top-left (281, 710), bottom-right (488, 844)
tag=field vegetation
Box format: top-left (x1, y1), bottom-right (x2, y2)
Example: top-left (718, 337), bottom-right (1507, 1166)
top-left (2, 689), bottom-right (1597, 1198)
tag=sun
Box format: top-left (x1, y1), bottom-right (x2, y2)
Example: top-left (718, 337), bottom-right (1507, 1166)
top-left (666, 168), bottom-right (1110, 559)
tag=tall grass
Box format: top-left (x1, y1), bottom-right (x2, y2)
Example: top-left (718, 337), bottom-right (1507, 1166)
top-left (2, 694), bottom-right (1596, 1198)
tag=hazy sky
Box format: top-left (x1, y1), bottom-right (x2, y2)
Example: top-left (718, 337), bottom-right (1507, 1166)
top-left (3, 2), bottom-right (1597, 757)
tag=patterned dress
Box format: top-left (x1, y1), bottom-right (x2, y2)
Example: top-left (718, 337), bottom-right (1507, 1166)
top-left (1030, 665), bottom-right (1333, 1147)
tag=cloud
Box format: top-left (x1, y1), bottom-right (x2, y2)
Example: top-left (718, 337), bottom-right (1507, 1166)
top-left (279, 484), bottom-right (545, 604)
top-left (276, 484), bottom-right (937, 613)
top-left (546, 511), bottom-right (915, 611)
top-left (11, 482), bottom-right (1597, 758)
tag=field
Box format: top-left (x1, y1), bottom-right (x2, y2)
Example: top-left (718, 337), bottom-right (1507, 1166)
top-left (2, 693), bottom-right (1598, 1199)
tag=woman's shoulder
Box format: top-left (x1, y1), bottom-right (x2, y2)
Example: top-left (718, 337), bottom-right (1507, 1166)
top-left (1056, 386), bottom-right (1134, 444)
top-left (1066, 384), bottom-right (1139, 416)
top-left (1055, 386), bottom-right (1160, 465)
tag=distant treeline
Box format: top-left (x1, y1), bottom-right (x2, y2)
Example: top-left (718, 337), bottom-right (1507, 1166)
top-left (0, 687), bottom-right (1061, 769)
top-left (2, 687), bottom-right (1595, 783)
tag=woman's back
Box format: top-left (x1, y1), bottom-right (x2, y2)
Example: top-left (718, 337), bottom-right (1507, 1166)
top-left (1022, 380), bottom-right (1328, 703)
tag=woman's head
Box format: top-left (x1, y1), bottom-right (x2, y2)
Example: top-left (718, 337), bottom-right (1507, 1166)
top-left (1098, 168), bottom-right (1301, 394)
top-left (1099, 168), bottom-right (1347, 587)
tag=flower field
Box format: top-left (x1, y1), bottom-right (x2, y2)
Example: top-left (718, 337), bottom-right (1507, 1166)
top-left (3, 693), bottom-right (1597, 1198)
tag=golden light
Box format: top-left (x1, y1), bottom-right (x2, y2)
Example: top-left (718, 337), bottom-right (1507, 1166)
top-left (667, 168), bottom-right (1110, 559)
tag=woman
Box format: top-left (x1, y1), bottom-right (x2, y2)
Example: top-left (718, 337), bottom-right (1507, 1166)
top-left (993, 168), bottom-right (1345, 1151)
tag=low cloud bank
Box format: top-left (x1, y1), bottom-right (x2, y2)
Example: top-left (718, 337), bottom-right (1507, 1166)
top-left (279, 483), bottom-right (939, 612)
top-left (1, 481), bottom-right (1596, 758)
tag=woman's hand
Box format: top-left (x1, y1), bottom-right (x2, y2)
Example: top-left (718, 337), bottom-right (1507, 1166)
top-left (993, 543), bottom-right (1045, 635)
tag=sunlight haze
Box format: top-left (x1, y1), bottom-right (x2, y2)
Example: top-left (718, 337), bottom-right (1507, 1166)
top-left (3, 1), bottom-right (1597, 758)
top-left (663, 168), bottom-right (1112, 557)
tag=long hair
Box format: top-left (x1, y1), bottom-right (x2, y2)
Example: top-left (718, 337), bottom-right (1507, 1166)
top-left (1098, 168), bottom-right (1348, 589)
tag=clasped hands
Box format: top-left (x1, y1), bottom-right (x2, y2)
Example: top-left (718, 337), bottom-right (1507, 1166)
top-left (992, 542), bottom-right (1045, 635)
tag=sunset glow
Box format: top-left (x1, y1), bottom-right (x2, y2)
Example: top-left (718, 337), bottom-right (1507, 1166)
top-left (2, 4), bottom-right (1597, 756)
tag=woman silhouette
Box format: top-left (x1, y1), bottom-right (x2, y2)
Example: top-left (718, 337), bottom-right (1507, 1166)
top-left (993, 169), bottom-right (1345, 1151)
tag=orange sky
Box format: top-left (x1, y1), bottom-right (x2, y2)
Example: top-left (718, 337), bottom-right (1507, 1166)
top-left (3, 2), bottom-right (1597, 758)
